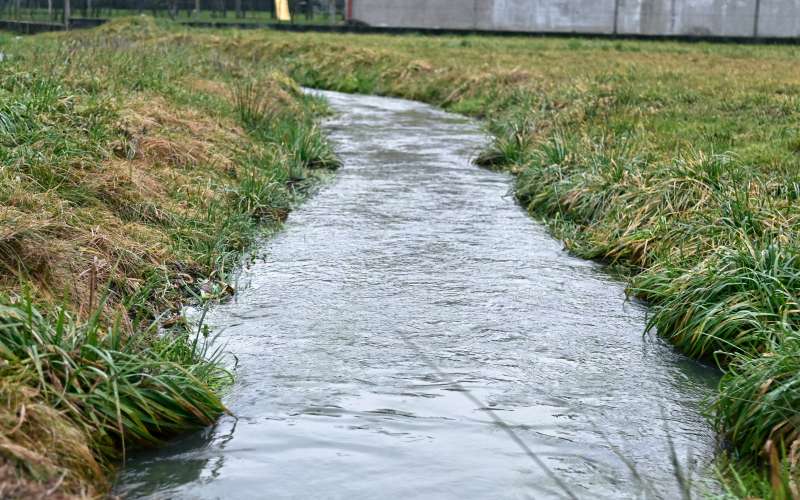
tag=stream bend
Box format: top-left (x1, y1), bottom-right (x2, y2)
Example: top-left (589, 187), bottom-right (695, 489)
top-left (116, 90), bottom-right (719, 499)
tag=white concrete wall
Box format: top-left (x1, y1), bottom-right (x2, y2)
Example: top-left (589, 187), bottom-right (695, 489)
top-left (617, 0), bottom-right (757, 36)
top-left (491, 0), bottom-right (618, 33)
top-left (352, 0), bottom-right (484, 29)
top-left (350, 0), bottom-right (800, 38)
top-left (758, 0), bottom-right (800, 36)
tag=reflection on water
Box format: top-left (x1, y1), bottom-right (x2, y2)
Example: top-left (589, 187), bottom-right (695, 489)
top-left (116, 91), bottom-right (720, 499)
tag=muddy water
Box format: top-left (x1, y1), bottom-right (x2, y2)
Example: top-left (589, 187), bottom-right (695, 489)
top-left (116, 91), bottom-right (720, 499)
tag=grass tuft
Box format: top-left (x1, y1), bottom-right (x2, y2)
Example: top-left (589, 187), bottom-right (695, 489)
top-left (0, 296), bottom-right (228, 455)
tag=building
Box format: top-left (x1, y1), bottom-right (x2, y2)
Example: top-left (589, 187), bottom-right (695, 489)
top-left (344, 0), bottom-right (800, 38)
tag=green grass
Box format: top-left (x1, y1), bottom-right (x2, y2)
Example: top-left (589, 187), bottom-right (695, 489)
top-left (715, 337), bottom-right (800, 461)
top-left (0, 295), bottom-right (228, 456)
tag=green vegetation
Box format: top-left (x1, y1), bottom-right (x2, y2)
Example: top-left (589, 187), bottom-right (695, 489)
top-left (0, 18), bottom-right (337, 496)
top-left (226, 29), bottom-right (799, 497)
top-left (3, 19), bottom-right (799, 498)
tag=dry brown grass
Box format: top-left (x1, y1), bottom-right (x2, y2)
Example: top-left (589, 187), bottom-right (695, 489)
top-left (0, 90), bottom-right (252, 321)
top-left (0, 381), bottom-right (102, 499)
top-left (117, 95), bottom-right (245, 174)
top-left (189, 78), bottom-right (234, 100)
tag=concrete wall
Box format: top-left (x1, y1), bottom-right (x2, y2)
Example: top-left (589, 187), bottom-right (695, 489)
top-left (757, 0), bottom-right (800, 36)
top-left (350, 0), bottom-right (800, 38)
top-left (351, 0), bottom-right (490, 29)
top-left (617, 0), bottom-right (756, 36)
top-left (490, 0), bottom-right (618, 33)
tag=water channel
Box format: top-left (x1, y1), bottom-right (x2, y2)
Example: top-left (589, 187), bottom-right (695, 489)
top-left (116, 90), bottom-right (720, 499)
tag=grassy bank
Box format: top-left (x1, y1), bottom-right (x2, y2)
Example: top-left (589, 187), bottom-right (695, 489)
top-left (210, 29), bottom-right (800, 496)
top-left (0, 19), bottom-right (338, 496)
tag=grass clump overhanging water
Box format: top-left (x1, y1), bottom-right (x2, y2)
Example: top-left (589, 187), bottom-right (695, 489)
top-left (0, 18), bottom-right (338, 497)
top-left (0, 295), bottom-right (228, 493)
top-left (213, 29), bottom-right (800, 496)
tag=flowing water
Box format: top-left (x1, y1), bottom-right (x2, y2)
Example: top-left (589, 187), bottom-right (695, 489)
top-left (116, 91), bottom-right (721, 499)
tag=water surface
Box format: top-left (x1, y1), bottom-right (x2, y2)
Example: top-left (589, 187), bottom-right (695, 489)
top-left (117, 91), bottom-right (720, 499)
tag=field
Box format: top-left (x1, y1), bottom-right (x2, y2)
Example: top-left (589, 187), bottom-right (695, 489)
top-left (1, 19), bottom-right (799, 498)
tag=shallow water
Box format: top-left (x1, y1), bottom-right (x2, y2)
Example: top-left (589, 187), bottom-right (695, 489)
top-left (116, 91), bottom-right (720, 499)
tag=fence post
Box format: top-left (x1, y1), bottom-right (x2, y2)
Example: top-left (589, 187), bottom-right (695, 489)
top-left (612, 0), bottom-right (620, 34)
top-left (670, 0), bottom-right (677, 33)
top-left (753, 0), bottom-right (761, 37)
top-left (64, 0), bottom-right (70, 29)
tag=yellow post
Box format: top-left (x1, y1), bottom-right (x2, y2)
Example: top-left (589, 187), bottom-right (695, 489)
top-left (275, 0), bottom-right (291, 21)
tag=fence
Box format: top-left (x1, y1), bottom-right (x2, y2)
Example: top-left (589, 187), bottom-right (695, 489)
top-left (0, 0), bottom-right (344, 29)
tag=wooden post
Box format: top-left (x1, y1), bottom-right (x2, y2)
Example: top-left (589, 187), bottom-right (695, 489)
top-left (64, 0), bottom-right (70, 29)
top-left (328, 0), bottom-right (334, 24)
top-left (612, 0), bottom-right (620, 35)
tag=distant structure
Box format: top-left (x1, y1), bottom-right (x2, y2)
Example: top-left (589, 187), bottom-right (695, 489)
top-left (344, 0), bottom-right (800, 38)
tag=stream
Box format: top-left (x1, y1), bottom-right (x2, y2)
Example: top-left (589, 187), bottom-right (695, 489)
top-left (116, 90), bottom-right (721, 499)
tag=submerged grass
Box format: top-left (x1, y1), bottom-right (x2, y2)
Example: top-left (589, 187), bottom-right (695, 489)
top-left (207, 28), bottom-right (800, 497)
top-left (0, 18), bottom-right (338, 496)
